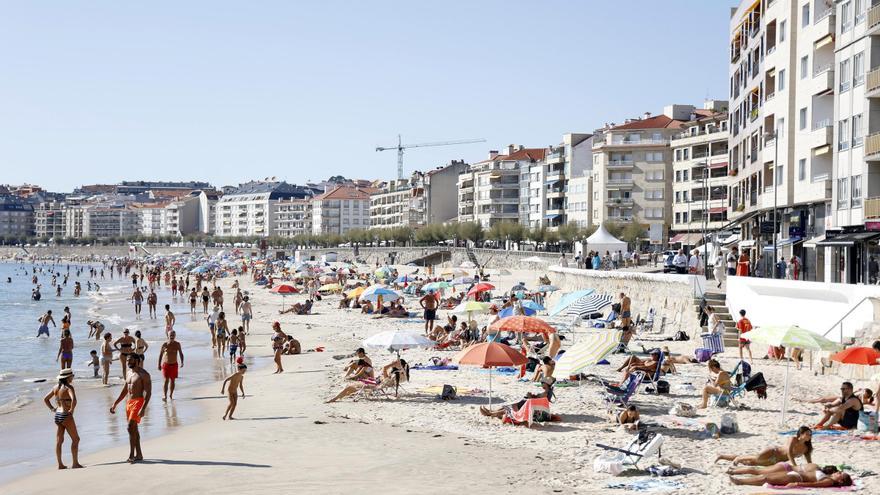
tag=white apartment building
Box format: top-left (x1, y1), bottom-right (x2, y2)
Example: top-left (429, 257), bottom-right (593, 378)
top-left (370, 178), bottom-right (425, 229)
top-left (565, 174), bottom-right (593, 228)
top-left (215, 181), bottom-right (315, 237)
top-left (728, 0), bottom-right (835, 281)
top-left (458, 146), bottom-right (544, 228)
top-left (192, 189), bottom-right (220, 235)
top-left (34, 200), bottom-right (68, 239)
top-left (592, 106), bottom-right (696, 245)
top-left (275, 198), bottom-right (312, 237)
top-left (670, 105), bottom-right (730, 246)
top-left (520, 134), bottom-right (594, 230)
top-left (311, 186), bottom-right (373, 235)
top-left (81, 205), bottom-right (141, 238)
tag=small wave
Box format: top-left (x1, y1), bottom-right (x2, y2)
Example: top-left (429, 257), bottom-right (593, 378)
top-left (0, 395), bottom-right (33, 415)
top-left (0, 372), bottom-right (16, 381)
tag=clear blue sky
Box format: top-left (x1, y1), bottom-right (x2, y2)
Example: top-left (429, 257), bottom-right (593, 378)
top-left (0, 1), bottom-right (730, 192)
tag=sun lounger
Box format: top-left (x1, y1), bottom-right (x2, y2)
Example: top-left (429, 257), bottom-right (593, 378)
top-left (700, 332), bottom-right (724, 355)
top-left (595, 430), bottom-right (665, 471)
top-left (603, 371), bottom-right (644, 410)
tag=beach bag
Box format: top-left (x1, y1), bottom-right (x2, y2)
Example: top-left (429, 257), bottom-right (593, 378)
top-left (694, 348), bottom-right (713, 363)
top-left (655, 380), bottom-right (670, 394)
top-left (440, 384), bottom-right (457, 401)
top-left (744, 372), bottom-right (766, 391)
top-left (674, 331), bottom-right (690, 341)
top-left (720, 413), bottom-right (739, 435)
top-left (858, 411), bottom-right (878, 433)
top-left (593, 453), bottom-right (625, 475)
top-left (670, 402), bottom-right (696, 418)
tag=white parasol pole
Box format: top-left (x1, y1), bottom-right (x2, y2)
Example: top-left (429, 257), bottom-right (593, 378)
top-left (781, 357), bottom-right (790, 424)
top-left (488, 367), bottom-right (493, 408)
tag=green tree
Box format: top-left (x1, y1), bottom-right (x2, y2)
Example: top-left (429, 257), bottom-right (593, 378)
top-left (457, 222), bottom-right (484, 244)
top-left (603, 221), bottom-right (623, 239)
top-left (621, 219), bottom-right (647, 246)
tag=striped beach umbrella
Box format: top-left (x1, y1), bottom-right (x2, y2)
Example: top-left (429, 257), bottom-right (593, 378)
top-left (549, 289), bottom-right (595, 316)
top-left (554, 330), bottom-right (621, 377)
top-left (565, 294), bottom-right (613, 318)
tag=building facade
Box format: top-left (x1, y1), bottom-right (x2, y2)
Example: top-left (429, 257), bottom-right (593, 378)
top-left (275, 198), bottom-right (312, 237)
top-left (215, 181), bottom-right (316, 237)
top-left (458, 146), bottom-right (544, 228)
top-left (311, 186), bottom-right (372, 235)
top-left (0, 195), bottom-right (35, 238)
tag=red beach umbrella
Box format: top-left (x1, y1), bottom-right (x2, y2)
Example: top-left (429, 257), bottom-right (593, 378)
top-left (830, 347), bottom-right (880, 366)
top-left (455, 342), bottom-right (527, 407)
top-left (488, 316), bottom-right (556, 335)
top-left (466, 283), bottom-right (495, 299)
top-left (270, 284), bottom-right (299, 311)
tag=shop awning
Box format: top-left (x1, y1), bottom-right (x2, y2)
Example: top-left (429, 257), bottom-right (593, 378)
top-left (710, 207), bottom-right (727, 214)
top-left (709, 161), bottom-right (729, 169)
top-left (669, 233), bottom-right (704, 245)
top-left (762, 237), bottom-right (802, 250)
top-left (803, 235), bottom-right (825, 248)
top-left (815, 34), bottom-right (833, 50)
top-left (721, 234), bottom-right (740, 246)
top-left (814, 145), bottom-right (830, 156)
top-left (816, 232), bottom-right (880, 247)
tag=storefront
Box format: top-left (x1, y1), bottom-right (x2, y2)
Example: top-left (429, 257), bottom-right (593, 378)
top-left (816, 230), bottom-right (880, 284)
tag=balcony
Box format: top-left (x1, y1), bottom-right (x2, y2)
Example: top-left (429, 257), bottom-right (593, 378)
top-left (606, 178), bottom-right (634, 188)
top-left (811, 9), bottom-right (835, 39)
top-left (867, 67), bottom-right (880, 98)
top-left (607, 215), bottom-right (633, 222)
top-left (808, 120), bottom-right (833, 149)
top-left (810, 66), bottom-right (834, 96)
top-left (605, 198), bottom-right (634, 206)
top-left (869, 3), bottom-right (880, 36)
top-left (544, 151), bottom-right (564, 164)
top-left (865, 132), bottom-right (880, 159)
top-left (607, 160), bottom-right (634, 169)
top-left (545, 171), bottom-right (564, 183)
top-left (608, 138), bottom-right (669, 147)
top-left (546, 189), bottom-right (565, 199)
top-left (865, 197), bottom-right (880, 219)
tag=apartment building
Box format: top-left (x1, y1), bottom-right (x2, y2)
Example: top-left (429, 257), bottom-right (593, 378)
top-left (215, 181), bottom-right (316, 237)
top-left (81, 205), bottom-right (141, 238)
top-left (0, 195), bottom-right (35, 238)
top-left (520, 134), bottom-right (594, 230)
top-left (458, 146), bottom-right (545, 228)
top-left (275, 198), bottom-right (312, 237)
top-left (822, 0), bottom-right (880, 284)
top-left (592, 106), bottom-right (698, 245)
top-left (191, 189), bottom-right (221, 235)
top-left (728, 0), bottom-right (835, 281)
top-left (311, 186), bottom-right (373, 235)
top-left (566, 174), bottom-right (593, 228)
top-left (370, 178), bottom-right (424, 229)
top-left (34, 200), bottom-right (67, 239)
top-left (670, 106), bottom-right (730, 246)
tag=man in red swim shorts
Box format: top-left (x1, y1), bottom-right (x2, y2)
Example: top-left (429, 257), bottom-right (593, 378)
top-left (110, 353), bottom-right (151, 463)
top-left (157, 330), bottom-right (184, 402)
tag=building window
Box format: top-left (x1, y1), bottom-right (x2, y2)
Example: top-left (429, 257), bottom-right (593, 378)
top-left (777, 117), bottom-right (785, 139)
top-left (675, 170), bottom-right (681, 182)
top-left (839, 119), bottom-right (851, 150)
top-left (842, 1), bottom-right (853, 32)
top-left (775, 164), bottom-right (784, 187)
top-left (683, 190), bottom-right (689, 202)
top-left (853, 114), bottom-right (864, 147)
top-left (646, 151), bottom-right (663, 162)
top-left (855, 0), bottom-right (865, 24)
top-left (854, 52), bottom-right (865, 86)
top-left (675, 212), bottom-right (680, 223)
top-left (675, 191), bottom-right (681, 203)
top-left (800, 56), bottom-right (808, 79)
top-left (778, 69), bottom-right (786, 91)
top-left (802, 3), bottom-right (810, 27)
top-left (779, 20), bottom-right (787, 42)
top-left (840, 59), bottom-right (851, 92)
top-left (852, 175), bottom-right (863, 207)
top-left (799, 108), bottom-right (807, 130)
top-left (838, 177), bottom-right (849, 209)
top-left (683, 170), bottom-right (689, 181)
top-left (798, 158), bottom-right (806, 181)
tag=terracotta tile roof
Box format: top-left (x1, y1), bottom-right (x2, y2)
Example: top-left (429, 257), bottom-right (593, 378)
top-left (610, 115), bottom-right (685, 130)
top-left (503, 148), bottom-right (547, 162)
top-left (312, 186), bottom-right (372, 201)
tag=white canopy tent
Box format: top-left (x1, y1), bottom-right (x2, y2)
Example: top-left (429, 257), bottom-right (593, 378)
top-left (579, 224), bottom-right (627, 255)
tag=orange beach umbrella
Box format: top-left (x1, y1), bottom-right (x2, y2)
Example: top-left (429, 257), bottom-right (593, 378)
top-left (488, 316), bottom-right (556, 335)
top-left (455, 342), bottom-right (527, 407)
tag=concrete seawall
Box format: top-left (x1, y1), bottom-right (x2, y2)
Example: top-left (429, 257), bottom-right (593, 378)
top-left (548, 266), bottom-right (705, 336)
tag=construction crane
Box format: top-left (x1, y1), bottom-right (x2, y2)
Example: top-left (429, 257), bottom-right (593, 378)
top-left (376, 135), bottom-right (487, 179)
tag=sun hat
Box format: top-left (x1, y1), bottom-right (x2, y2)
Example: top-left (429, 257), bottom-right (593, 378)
top-left (57, 368), bottom-right (74, 380)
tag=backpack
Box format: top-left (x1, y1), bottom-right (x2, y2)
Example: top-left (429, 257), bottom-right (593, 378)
top-left (674, 330), bottom-right (690, 341)
top-left (440, 384), bottom-right (457, 401)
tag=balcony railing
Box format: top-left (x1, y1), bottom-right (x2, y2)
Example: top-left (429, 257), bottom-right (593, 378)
top-left (607, 178), bottom-right (634, 186)
top-left (812, 118), bottom-right (832, 131)
top-left (607, 160), bottom-right (634, 168)
top-left (866, 132), bottom-right (880, 156)
top-left (867, 67), bottom-right (880, 95)
top-left (815, 8), bottom-right (834, 24)
top-left (865, 197), bottom-right (880, 219)
top-left (869, 4), bottom-right (880, 31)
top-left (610, 138), bottom-right (669, 146)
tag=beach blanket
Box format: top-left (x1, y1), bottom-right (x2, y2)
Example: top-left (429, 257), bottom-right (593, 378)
top-left (605, 478), bottom-right (683, 492)
top-left (764, 479), bottom-right (863, 491)
top-left (779, 430), bottom-right (848, 437)
top-left (412, 365), bottom-right (459, 371)
top-left (655, 415), bottom-right (707, 431)
top-left (476, 367), bottom-right (518, 376)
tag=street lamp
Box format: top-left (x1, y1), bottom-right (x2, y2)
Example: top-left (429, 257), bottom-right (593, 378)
top-left (764, 130), bottom-right (779, 279)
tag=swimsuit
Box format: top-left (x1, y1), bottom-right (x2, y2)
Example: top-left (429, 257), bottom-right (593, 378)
top-left (126, 397), bottom-right (145, 424)
top-left (162, 363), bottom-right (179, 379)
top-left (242, 313), bottom-right (251, 321)
top-left (424, 308), bottom-right (437, 320)
top-left (61, 351), bottom-right (73, 360)
top-left (54, 410), bottom-right (70, 425)
top-left (37, 325), bottom-right (50, 336)
top-left (229, 344), bottom-right (238, 356)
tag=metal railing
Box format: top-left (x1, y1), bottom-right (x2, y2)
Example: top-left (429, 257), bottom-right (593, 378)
top-left (870, 4), bottom-right (880, 30)
top-left (812, 118), bottom-right (832, 131)
top-left (822, 297), bottom-right (872, 342)
top-left (865, 197), bottom-right (880, 219)
top-left (814, 8), bottom-right (834, 24)
top-left (865, 131), bottom-right (880, 155)
top-left (868, 67), bottom-right (880, 94)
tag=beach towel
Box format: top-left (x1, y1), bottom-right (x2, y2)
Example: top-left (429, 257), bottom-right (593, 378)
top-left (503, 397), bottom-right (552, 427)
top-left (779, 429), bottom-right (848, 437)
top-left (411, 365), bottom-right (459, 371)
top-left (764, 480), bottom-right (862, 491)
top-left (605, 478), bottom-right (684, 492)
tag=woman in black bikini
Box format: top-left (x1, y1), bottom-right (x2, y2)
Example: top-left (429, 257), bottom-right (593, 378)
top-left (43, 368), bottom-right (83, 469)
top-left (271, 322), bottom-right (286, 373)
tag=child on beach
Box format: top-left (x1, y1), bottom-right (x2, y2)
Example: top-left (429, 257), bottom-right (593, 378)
top-left (89, 350), bottom-right (99, 378)
top-left (228, 329), bottom-right (239, 364)
top-left (221, 363), bottom-right (247, 420)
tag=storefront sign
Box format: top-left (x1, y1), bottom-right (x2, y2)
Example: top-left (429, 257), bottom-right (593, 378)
top-left (866, 221), bottom-right (880, 232)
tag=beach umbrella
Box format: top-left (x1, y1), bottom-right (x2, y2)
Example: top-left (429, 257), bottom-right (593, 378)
top-left (364, 330), bottom-right (434, 357)
top-left (345, 286), bottom-right (366, 299)
top-left (829, 347), bottom-right (880, 366)
top-left (319, 283), bottom-right (342, 292)
top-left (374, 267), bottom-right (393, 277)
top-left (451, 276), bottom-right (477, 286)
top-left (554, 330), bottom-right (621, 377)
top-left (395, 274), bottom-right (416, 284)
top-left (549, 289), bottom-right (595, 316)
top-left (270, 284), bottom-right (299, 311)
top-left (510, 283), bottom-right (528, 292)
top-left (455, 342), bottom-right (528, 407)
top-left (747, 325), bottom-right (842, 423)
top-left (423, 281), bottom-right (452, 292)
top-left (451, 301), bottom-right (492, 315)
top-left (499, 306), bottom-right (536, 318)
top-left (489, 316), bottom-right (556, 335)
top-left (521, 300), bottom-right (545, 312)
top-left (361, 287), bottom-right (402, 303)
top-left (565, 294), bottom-right (614, 318)
top-left (536, 285), bottom-right (559, 293)
top-left (466, 282), bottom-right (495, 298)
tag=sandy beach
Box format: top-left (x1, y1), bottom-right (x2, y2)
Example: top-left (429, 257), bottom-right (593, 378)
top-left (3, 264), bottom-right (879, 494)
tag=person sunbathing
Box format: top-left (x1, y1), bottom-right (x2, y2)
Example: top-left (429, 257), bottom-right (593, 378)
top-left (480, 378), bottom-right (555, 420)
top-left (360, 300), bottom-right (374, 314)
top-left (344, 359), bottom-right (374, 381)
top-left (617, 404), bottom-right (640, 432)
top-left (343, 348), bottom-right (372, 374)
top-left (531, 356), bottom-right (555, 382)
top-left (661, 346), bottom-right (698, 365)
top-left (698, 359), bottom-right (732, 409)
top-left (812, 381), bottom-right (863, 430)
top-left (372, 302), bottom-right (408, 318)
top-left (728, 463), bottom-right (852, 489)
top-left (328, 359), bottom-right (408, 402)
top-left (716, 426), bottom-right (812, 466)
top-left (617, 350), bottom-right (662, 383)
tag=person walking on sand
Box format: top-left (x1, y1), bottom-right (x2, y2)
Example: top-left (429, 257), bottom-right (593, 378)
top-left (271, 322), bottom-right (286, 374)
top-left (37, 310), bottom-right (56, 338)
top-left (146, 289), bottom-right (158, 319)
top-left (114, 329), bottom-right (136, 379)
top-left (131, 286), bottom-right (143, 318)
top-left (619, 292), bottom-right (632, 328)
top-left (57, 329), bottom-right (74, 369)
top-left (221, 363), bottom-right (247, 420)
top-left (736, 309), bottom-right (753, 363)
top-left (110, 353), bottom-right (151, 463)
top-left (420, 290), bottom-right (438, 335)
top-left (157, 330), bottom-right (184, 402)
top-left (216, 311), bottom-right (229, 358)
top-left (189, 288), bottom-right (197, 315)
top-left (164, 304), bottom-right (175, 338)
top-left (100, 332), bottom-right (113, 385)
top-left (43, 368), bottom-right (83, 470)
top-left (240, 296), bottom-right (252, 335)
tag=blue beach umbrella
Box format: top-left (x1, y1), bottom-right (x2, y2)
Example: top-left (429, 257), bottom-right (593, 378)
top-left (549, 289), bottom-right (595, 316)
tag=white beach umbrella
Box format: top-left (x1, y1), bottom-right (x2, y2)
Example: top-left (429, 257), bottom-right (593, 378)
top-left (363, 330), bottom-right (435, 357)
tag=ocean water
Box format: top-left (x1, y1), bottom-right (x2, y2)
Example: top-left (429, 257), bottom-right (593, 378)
top-left (0, 261), bottom-right (246, 483)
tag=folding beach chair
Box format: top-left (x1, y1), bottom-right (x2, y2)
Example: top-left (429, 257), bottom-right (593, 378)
top-left (637, 308), bottom-right (656, 334)
top-left (595, 430), bottom-right (665, 471)
top-left (701, 332), bottom-right (725, 355)
top-left (603, 371), bottom-right (644, 410)
top-left (504, 397), bottom-right (552, 427)
top-left (642, 352), bottom-right (666, 393)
